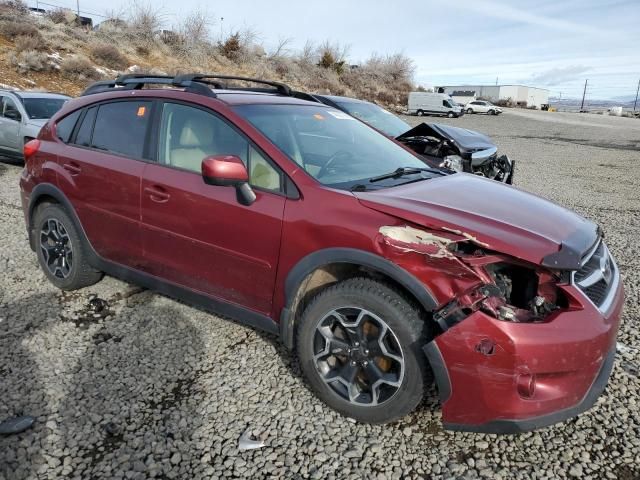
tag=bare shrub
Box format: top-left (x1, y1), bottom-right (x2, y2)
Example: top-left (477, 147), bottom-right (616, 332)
top-left (316, 40), bottom-right (349, 73)
top-left (269, 36), bottom-right (292, 58)
top-left (0, 0), bottom-right (28, 15)
top-left (363, 52), bottom-right (415, 83)
top-left (177, 8), bottom-right (211, 46)
top-left (10, 49), bottom-right (52, 73)
top-left (46, 8), bottom-right (71, 24)
top-left (61, 55), bottom-right (100, 80)
top-left (90, 44), bottom-right (128, 70)
top-left (0, 20), bottom-right (40, 39)
top-left (297, 40), bottom-right (316, 65)
top-left (127, 1), bottom-right (164, 39)
top-left (136, 44), bottom-right (150, 56)
top-left (15, 34), bottom-right (47, 52)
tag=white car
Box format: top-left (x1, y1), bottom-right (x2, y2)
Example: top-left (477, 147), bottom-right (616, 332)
top-left (465, 100), bottom-right (502, 115)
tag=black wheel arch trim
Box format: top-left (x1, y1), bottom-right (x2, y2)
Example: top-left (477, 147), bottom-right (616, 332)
top-left (27, 183), bottom-right (279, 335)
top-left (279, 248), bottom-right (439, 349)
top-left (422, 341), bottom-right (451, 403)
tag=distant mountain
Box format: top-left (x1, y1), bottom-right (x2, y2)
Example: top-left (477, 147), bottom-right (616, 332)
top-left (610, 94), bottom-right (638, 103)
top-left (549, 96), bottom-right (635, 109)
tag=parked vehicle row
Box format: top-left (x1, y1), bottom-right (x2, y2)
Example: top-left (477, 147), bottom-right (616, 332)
top-left (0, 89), bottom-right (70, 160)
top-left (19, 74), bottom-right (623, 432)
top-left (302, 94), bottom-right (513, 183)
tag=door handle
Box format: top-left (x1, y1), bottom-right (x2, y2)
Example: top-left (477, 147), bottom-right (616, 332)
top-left (63, 162), bottom-right (81, 176)
top-left (144, 186), bottom-right (170, 203)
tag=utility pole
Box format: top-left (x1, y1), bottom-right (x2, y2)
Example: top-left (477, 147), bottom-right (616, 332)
top-left (634, 78), bottom-right (640, 113)
top-left (76, 0), bottom-right (80, 17)
top-left (580, 79), bottom-right (588, 111)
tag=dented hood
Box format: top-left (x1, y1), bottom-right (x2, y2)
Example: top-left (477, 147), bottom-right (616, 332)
top-left (355, 173), bottom-right (599, 269)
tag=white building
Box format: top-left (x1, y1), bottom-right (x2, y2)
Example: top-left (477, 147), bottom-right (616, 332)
top-left (437, 85), bottom-right (550, 109)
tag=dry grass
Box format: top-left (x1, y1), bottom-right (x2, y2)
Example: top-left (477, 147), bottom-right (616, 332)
top-left (0, 2), bottom-right (417, 109)
top-left (90, 44), bottom-right (128, 70)
top-left (9, 49), bottom-right (52, 72)
top-left (60, 55), bottom-right (101, 80)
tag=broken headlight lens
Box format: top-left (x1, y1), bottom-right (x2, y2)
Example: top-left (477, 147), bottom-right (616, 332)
top-left (440, 155), bottom-right (463, 172)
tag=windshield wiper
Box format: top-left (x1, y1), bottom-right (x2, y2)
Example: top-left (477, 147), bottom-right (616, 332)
top-left (369, 166), bottom-right (445, 183)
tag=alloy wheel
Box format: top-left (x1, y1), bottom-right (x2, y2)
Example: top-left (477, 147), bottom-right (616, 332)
top-left (40, 218), bottom-right (73, 279)
top-left (312, 307), bottom-right (405, 406)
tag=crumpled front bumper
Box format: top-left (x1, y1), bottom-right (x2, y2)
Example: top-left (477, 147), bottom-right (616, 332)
top-left (424, 278), bottom-right (623, 433)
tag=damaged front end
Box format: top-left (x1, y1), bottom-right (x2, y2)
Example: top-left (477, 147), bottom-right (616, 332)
top-left (396, 123), bottom-right (514, 184)
top-left (377, 225), bottom-right (564, 331)
top-left (376, 224), bottom-right (622, 433)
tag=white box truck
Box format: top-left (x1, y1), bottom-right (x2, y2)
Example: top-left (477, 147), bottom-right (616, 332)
top-left (408, 92), bottom-right (464, 118)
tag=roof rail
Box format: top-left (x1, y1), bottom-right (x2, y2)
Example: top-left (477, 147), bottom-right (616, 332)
top-left (81, 74), bottom-right (216, 98)
top-left (81, 73), bottom-right (293, 98)
top-left (174, 74), bottom-right (293, 96)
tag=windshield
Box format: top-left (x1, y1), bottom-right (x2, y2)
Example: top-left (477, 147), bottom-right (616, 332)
top-left (445, 100), bottom-right (457, 108)
top-left (334, 101), bottom-right (410, 137)
top-left (234, 104), bottom-right (430, 190)
top-left (22, 97), bottom-right (67, 120)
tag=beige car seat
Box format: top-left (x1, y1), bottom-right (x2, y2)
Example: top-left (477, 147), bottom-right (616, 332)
top-left (170, 118), bottom-right (216, 172)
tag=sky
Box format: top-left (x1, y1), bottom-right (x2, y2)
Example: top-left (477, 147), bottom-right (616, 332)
top-left (30, 0), bottom-right (640, 99)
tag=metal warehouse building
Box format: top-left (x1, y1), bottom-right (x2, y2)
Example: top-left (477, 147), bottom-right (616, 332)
top-left (438, 85), bottom-right (550, 109)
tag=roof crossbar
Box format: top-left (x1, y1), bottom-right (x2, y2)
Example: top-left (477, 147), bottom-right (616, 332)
top-left (174, 74), bottom-right (293, 96)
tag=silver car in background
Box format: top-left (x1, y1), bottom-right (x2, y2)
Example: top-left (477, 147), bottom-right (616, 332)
top-left (0, 90), bottom-right (70, 161)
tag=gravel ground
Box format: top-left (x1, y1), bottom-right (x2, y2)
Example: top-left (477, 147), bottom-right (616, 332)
top-left (1, 110), bottom-right (639, 480)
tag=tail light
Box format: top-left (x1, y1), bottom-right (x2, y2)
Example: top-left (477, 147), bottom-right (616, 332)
top-left (23, 139), bottom-right (41, 160)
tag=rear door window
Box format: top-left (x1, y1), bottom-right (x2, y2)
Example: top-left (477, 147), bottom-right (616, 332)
top-left (91, 101), bottom-right (152, 158)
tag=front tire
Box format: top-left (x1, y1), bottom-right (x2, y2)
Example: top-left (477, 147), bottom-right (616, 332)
top-left (488, 109), bottom-right (495, 115)
top-left (466, 108), bottom-right (473, 114)
top-left (297, 278), bottom-right (431, 424)
top-left (35, 204), bottom-right (103, 290)
top-left (447, 111), bottom-right (455, 118)
top-left (417, 110), bottom-right (424, 116)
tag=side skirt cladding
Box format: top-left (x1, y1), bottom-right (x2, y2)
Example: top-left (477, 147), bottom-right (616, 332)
top-left (27, 184), bottom-right (279, 336)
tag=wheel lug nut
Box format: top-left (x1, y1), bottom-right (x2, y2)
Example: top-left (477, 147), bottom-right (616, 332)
top-left (354, 342), bottom-right (359, 347)
top-left (351, 361), bottom-right (356, 366)
top-left (363, 361), bottom-right (369, 366)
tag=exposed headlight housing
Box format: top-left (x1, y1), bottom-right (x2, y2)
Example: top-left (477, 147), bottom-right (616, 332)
top-left (441, 155), bottom-right (463, 172)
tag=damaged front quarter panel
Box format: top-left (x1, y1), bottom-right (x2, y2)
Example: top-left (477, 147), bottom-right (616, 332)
top-left (376, 224), bottom-right (565, 331)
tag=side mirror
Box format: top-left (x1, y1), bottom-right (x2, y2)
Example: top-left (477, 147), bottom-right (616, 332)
top-left (5, 110), bottom-right (21, 122)
top-left (201, 155), bottom-right (256, 206)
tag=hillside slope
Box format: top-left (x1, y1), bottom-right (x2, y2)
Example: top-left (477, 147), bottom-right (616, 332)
top-left (0, 2), bottom-right (415, 108)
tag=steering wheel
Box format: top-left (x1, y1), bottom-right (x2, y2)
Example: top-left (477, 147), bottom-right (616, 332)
top-left (317, 151), bottom-right (355, 179)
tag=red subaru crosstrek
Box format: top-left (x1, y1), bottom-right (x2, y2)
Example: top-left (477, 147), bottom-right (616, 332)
top-left (19, 74), bottom-right (623, 432)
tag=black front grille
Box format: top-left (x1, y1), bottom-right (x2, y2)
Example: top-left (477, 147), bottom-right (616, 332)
top-left (574, 240), bottom-right (616, 310)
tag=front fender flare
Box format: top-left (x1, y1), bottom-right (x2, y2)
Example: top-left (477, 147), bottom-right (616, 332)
top-left (279, 247), bottom-right (438, 349)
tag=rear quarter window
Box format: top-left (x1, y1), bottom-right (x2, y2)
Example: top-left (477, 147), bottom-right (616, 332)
top-left (75, 107), bottom-right (97, 147)
top-left (56, 110), bottom-right (81, 143)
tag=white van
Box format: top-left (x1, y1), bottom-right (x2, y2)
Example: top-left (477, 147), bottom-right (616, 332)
top-left (408, 92), bottom-right (463, 118)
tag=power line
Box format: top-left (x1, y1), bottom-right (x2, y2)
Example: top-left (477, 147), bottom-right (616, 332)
top-left (28, 0), bottom-right (108, 18)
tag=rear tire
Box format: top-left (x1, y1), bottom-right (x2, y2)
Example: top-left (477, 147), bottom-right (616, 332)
top-left (35, 204), bottom-right (103, 290)
top-left (297, 277), bottom-right (431, 424)
top-left (466, 108), bottom-right (473, 114)
top-left (417, 110), bottom-right (424, 116)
